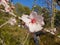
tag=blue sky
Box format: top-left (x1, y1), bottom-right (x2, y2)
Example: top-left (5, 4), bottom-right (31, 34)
top-left (13, 0), bottom-right (46, 8)
top-left (13, 0), bottom-right (60, 10)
